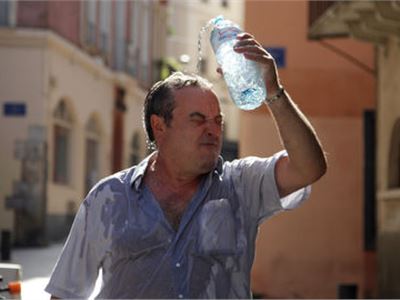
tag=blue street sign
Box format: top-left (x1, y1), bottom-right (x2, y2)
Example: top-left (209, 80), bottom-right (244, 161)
top-left (264, 47), bottom-right (286, 68)
top-left (3, 102), bottom-right (26, 116)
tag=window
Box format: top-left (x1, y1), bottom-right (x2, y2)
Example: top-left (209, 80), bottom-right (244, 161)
top-left (199, 58), bottom-right (208, 74)
top-left (140, 2), bottom-right (151, 84)
top-left (130, 131), bottom-right (142, 166)
top-left (85, 115), bottom-right (101, 194)
top-left (388, 118), bottom-right (400, 189)
top-left (0, 0), bottom-right (10, 26)
top-left (53, 100), bottom-right (73, 184)
top-left (221, 0), bottom-right (229, 8)
top-left (127, 1), bottom-right (141, 77)
top-left (84, 0), bottom-right (97, 46)
top-left (221, 139), bottom-right (238, 162)
top-left (363, 110), bottom-right (376, 251)
top-left (99, 1), bottom-right (111, 55)
top-left (0, 0), bottom-right (15, 27)
top-left (126, 0), bottom-right (153, 86)
top-left (114, 0), bottom-right (127, 71)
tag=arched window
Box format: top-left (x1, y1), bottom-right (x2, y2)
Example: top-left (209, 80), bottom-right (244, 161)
top-left (53, 100), bottom-right (73, 184)
top-left (85, 115), bottom-right (101, 194)
top-left (388, 118), bottom-right (400, 189)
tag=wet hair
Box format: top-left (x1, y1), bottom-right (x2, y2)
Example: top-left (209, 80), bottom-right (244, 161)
top-left (143, 71), bottom-right (213, 148)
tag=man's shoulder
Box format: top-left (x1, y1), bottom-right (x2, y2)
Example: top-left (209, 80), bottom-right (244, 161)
top-left (221, 152), bottom-right (284, 175)
top-left (88, 166), bottom-right (135, 199)
top-left (222, 156), bottom-right (266, 170)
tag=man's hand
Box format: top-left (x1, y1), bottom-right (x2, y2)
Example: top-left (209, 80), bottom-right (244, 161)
top-left (233, 32), bottom-right (281, 97)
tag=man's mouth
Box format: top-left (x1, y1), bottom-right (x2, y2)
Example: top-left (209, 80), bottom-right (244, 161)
top-left (201, 142), bottom-right (217, 146)
top-left (200, 140), bottom-right (219, 147)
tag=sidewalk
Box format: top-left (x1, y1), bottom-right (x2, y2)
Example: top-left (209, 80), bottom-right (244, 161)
top-left (10, 243), bottom-right (64, 299)
top-left (7, 243), bottom-right (101, 299)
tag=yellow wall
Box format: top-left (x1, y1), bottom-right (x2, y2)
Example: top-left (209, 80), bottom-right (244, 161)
top-left (0, 29), bottom-right (147, 233)
top-left (0, 37), bottom-right (46, 230)
top-left (46, 38), bottom-right (114, 215)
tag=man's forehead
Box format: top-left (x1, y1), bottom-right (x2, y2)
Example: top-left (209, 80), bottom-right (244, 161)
top-left (173, 85), bottom-right (218, 97)
top-left (173, 86), bottom-right (221, 111)
top-left (189, 111), bottom-right (224, 118)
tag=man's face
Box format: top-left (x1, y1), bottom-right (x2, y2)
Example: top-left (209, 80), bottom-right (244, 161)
top-left (156, 86), bottom-right (223, 176)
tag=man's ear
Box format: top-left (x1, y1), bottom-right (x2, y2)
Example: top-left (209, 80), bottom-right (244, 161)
top-left (150, 114), bottom-right (166, 141)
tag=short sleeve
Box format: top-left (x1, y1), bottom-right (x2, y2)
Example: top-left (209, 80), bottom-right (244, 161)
top-left (45, 192), bottom-right (105, 298)
top-left (227, 150), bottom-right (311, 224)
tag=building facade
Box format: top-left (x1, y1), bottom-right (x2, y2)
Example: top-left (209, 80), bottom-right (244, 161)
top-left (0, 0), bottom-right (245, 246)
top-left (243, 1), bottom-right (375, 298)
top-left (0, 0), bottom-right (166, 244)
top-left (309, 1), bottom-right (400, 297)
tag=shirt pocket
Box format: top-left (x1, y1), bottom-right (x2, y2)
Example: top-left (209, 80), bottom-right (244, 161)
top-left (196, 198), bottom-right (242, 256)
top-left (189, 198), bottom-right (244, 297)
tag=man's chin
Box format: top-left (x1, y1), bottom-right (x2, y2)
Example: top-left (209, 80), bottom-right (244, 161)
top-left (199, 155), bottom-right (219, 174)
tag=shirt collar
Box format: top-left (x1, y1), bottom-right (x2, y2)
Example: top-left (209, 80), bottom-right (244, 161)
top-left (215, 156), bottom-right (224, 175)
top-left (130, 152), bottom-right (224, 192)
top-left (130, 152), bottom-right (155, 192)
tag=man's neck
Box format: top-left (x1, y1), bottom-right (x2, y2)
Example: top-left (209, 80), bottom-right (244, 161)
top-left (147, 152), bottom-right (202, 191)
top-left (144, 152), bottom-right (203, 231)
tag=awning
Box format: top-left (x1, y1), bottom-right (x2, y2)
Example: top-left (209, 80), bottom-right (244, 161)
top-left (309, 1), bottom-right (400, 45)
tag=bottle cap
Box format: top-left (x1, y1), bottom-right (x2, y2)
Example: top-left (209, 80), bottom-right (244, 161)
top-left (211, 15), bottom-right (224, 25)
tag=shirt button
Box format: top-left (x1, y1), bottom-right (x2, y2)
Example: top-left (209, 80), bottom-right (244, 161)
top-left (178, 294), bottom-right (183, 299)
top-left (175, 262), bottom-right (181, 268)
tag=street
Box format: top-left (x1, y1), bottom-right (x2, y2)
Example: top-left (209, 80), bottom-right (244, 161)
top-left (5, 243), bottom-right (101, 299)
top-left (9, 243), bottom-right (62, 299)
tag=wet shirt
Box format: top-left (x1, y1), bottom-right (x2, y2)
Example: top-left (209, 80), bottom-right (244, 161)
top-left (45, 151), bottom-right (310, 299)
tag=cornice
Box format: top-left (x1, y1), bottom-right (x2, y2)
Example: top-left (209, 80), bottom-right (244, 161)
top-left (0, 28), bottom-right (121, 84)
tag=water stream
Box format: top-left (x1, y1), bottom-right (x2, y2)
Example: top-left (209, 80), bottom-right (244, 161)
top-left (196, 18), bottom-right (216, 74)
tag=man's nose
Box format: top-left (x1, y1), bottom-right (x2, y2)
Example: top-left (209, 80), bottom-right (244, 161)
top-left (205, 119), bottom-right (222, 136)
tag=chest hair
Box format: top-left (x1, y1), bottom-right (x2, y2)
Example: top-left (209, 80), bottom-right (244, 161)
top-left (149, 182), bottom-right (197, 231)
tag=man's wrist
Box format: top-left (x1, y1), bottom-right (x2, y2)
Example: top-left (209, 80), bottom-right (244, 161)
top-left (264, 86), bottom-right (285, 105)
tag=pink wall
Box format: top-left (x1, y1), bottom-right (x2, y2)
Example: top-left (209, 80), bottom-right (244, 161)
top-left (243, 1), bottom-right (376, 298)
top-left (245, 0), bottom-right (375, 117)
top-left (241, 116), bottom-right (365, 297)
top-left (48, 1), bottom-right (81, 46)
top-left (17, 1), bottom-right (49, 28)
top-left (17, 1), bottom-right (81, 46)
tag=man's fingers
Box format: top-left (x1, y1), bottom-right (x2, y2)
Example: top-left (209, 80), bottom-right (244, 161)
top-left (234, 44), bottom-right (262, 52)
top-left (243, 52), bottom-right (272, 65)
top-left (234, 38), bottom-right (262, 48)
top-left (234, 44), bottom-right (272, 59)
top-left (236, 32), bottom-right (254, 40)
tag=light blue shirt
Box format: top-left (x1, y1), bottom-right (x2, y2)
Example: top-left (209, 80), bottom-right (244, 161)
top-left (45, 151), bottom-right (310, 299)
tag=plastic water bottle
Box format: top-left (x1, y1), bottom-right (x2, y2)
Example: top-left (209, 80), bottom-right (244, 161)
top-left (210, 16), bottom-right (267, 110)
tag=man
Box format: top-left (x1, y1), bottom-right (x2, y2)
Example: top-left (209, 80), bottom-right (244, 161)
top-left (46, 33), bottom-right (326, 299)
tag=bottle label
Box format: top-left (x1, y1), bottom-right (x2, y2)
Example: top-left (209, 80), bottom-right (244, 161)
top-left (210, 26), bottom-right (242, 53)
